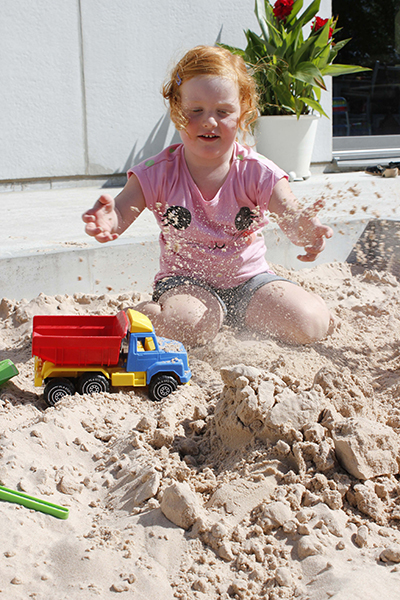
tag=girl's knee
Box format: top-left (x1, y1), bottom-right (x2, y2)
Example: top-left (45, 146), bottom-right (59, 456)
top-left (134, 289), bottom-right (224, 347)
top-left (297, 295), bottom-right (332, 343)
top-left (245, 284), bottom-right (333, 344)
top-left (134, 299), bottom-right (162, 320)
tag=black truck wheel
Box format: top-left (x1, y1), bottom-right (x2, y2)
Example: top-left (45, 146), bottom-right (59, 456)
top-left (148, 374), bottom-right (178, 402)
top-left (78, 373), bottom-right (110, 395)
top-left (44, 378), bottom-right (75, 407)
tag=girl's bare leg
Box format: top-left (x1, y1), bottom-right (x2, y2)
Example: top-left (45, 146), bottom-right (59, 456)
top-left (245, 281), bottom-right (334, 345)
top-left (134, 285), bottom-right (224, 348)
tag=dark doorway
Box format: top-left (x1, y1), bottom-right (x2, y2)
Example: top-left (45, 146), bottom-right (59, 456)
top-left (332, 0), bottom-right (400, 137)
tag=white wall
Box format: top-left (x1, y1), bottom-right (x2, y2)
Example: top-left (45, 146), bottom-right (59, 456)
top-left (0, 0), bottom-right (332, 183)
top-left (312, 0), bottom-right (333, 163)
top-left (0, 2), bottom-right (86, 180)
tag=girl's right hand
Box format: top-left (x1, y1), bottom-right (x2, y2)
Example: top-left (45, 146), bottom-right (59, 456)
top-left (82, 194), bottom-right (120, 243)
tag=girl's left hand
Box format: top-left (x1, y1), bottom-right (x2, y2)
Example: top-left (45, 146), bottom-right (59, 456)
top-left (295, 199), bottom-right (333, 262)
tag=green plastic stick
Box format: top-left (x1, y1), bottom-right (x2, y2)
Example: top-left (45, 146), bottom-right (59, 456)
top-left (0, 485), bottom-right (69, 519)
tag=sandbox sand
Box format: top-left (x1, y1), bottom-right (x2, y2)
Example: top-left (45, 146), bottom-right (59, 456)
top-left (1, 261), bottom-right (400, 600)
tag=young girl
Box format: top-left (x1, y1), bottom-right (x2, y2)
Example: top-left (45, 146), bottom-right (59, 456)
top-left (82, 45), bottom-right (334, 347)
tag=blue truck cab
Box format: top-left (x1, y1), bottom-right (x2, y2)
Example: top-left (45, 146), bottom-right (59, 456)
top-left (122, 309), bottom-right (191, 399)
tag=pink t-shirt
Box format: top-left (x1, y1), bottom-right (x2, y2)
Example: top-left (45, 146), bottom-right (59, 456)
top-left (128, 142), bottom-right (287, 289)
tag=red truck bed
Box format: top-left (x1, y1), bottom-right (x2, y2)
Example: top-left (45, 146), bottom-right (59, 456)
top-left (32, 311), bottom-right (129, 366)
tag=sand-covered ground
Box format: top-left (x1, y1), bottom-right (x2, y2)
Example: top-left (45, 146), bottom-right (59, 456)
top-left (1, 260), bottom-right (400, 600)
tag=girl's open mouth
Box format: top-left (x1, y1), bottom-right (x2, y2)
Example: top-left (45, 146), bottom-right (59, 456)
top-left (199, 134), bottom-right (219, 140)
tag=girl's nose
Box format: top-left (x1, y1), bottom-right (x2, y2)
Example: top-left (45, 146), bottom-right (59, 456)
top-left (203, 113), bottom-right (218, 127)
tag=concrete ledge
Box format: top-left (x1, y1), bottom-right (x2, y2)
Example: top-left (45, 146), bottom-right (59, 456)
top-left (0, 241), bottom-right (160, 301)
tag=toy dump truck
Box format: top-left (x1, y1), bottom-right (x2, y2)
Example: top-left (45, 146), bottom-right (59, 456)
top-left (32, 309), bottom-right (191, 406)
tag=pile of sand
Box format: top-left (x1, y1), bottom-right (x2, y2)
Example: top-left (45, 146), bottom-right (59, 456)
top-left (1, 261), bottom-right (400, 599)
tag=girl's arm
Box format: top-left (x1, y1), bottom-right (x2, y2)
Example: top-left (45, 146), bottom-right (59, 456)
top-left (82, 173), bottom-right (146, 243)
top-left (269, 178), bottom-right (333, 262)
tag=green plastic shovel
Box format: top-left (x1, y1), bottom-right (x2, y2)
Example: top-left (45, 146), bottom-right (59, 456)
top-left (0, 485), bottom-right (69, 519)
top-left (0, 359), bottom-right (19, 386)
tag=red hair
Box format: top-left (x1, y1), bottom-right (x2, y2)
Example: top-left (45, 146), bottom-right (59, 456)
top-left (162, 45), bottom-right (258, 136)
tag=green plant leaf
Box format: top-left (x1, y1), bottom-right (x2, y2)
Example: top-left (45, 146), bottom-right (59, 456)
top-left (314, 43), bottom-right (332, 70)
top-left (291, 32), bottom-right (317, 66)
top-left (263, 0), bottom-right (276, 25)
top-left (291, 61), bottom-right (326, 90)
top-left (328, 38), bottom-right (350, 61)
top-left (286, 0), bottom-right (304, 26)
top-left (265, 17), bottom-right (284, 50)
top-left (255, 0), bottom-right (271, 45)
top-left (244, 30), bottom-right (269, 61)
top-left (321, 64), bottom-right (371, 76)
top-left (217, 42), bottom-right (246, 59)
top-left (298, 96), bottom-right (328, 117)
top-left (294, 0), bottom-right (320, 29)
top-left (312, 21), bottom-right (331, 52)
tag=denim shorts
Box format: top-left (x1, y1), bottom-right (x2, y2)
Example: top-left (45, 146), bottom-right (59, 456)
top-left (152, 272), bottom-right (292, 327)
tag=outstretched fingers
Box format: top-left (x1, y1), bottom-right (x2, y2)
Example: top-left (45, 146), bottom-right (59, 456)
top-left (86, 226), bottom-right (119, 242)
top-left (297, 238), bottom-right (325, 262)
top-left (297, 248), bottom-right (324, 262)
top-left (296, 201), bottom-right (333, 262)
top-left (82, 194), bottom-right (119, 242)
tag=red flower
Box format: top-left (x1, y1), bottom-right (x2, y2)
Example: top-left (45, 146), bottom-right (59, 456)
top-left (273, 0), bottom-right (294, 22)
top-left (312, 16), bottom-right (333, 38)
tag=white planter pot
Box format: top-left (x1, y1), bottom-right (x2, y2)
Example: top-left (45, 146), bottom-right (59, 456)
top-left (255, 115), bottom-right (319, 180)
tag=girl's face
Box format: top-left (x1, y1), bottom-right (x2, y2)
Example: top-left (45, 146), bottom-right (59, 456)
top-left (179, 76), bottom-right (242, 165)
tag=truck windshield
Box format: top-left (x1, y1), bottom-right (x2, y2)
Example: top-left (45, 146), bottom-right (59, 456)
top-left (157, 338), bottom-right (184, 353)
